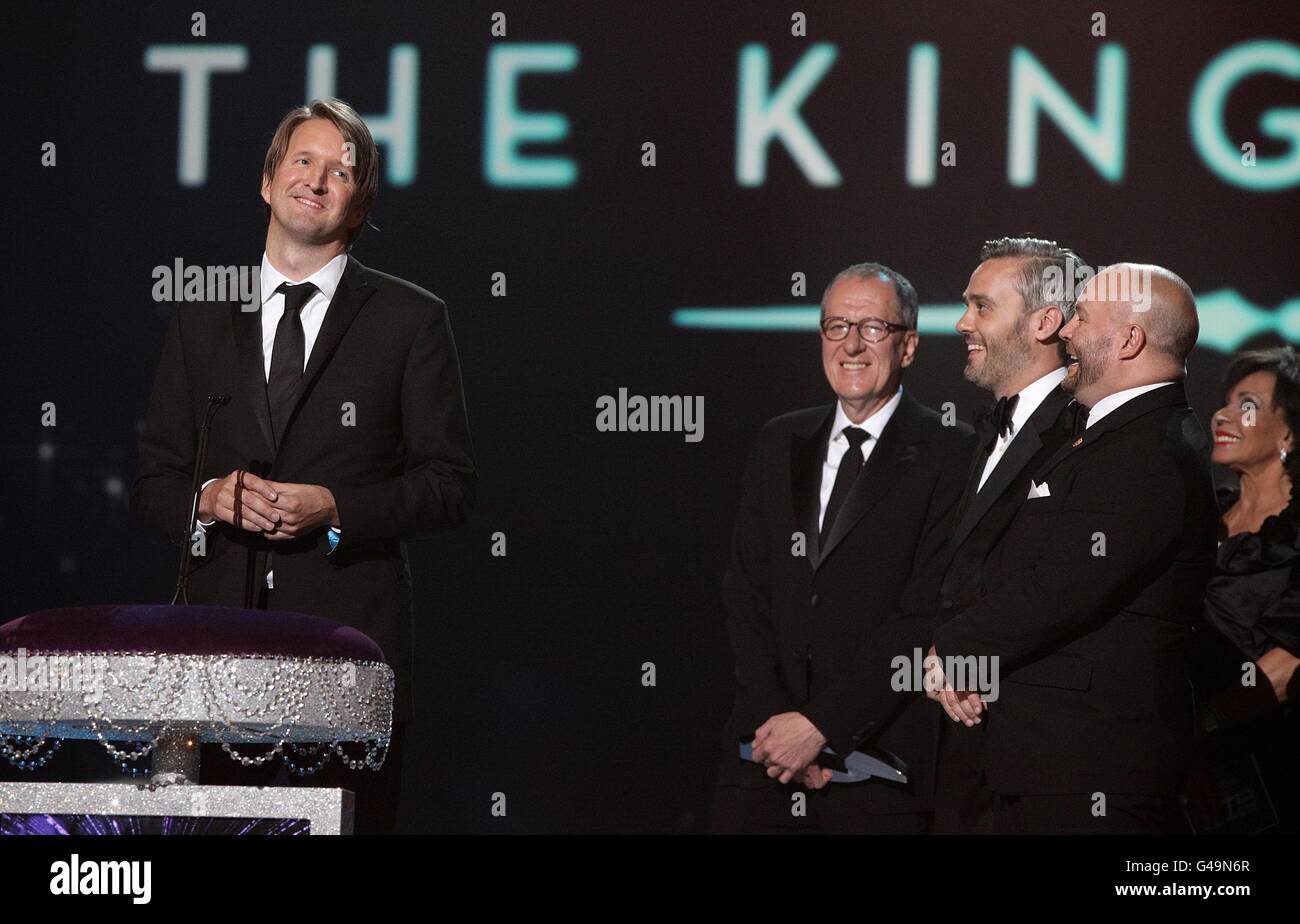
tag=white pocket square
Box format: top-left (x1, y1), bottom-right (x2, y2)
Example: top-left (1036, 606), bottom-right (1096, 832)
top-left (1027, 480), bottom-right (1051, 498)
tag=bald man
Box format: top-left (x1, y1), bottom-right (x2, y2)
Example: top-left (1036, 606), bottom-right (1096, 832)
top-left (926, 263), bottom-right (1219, 833)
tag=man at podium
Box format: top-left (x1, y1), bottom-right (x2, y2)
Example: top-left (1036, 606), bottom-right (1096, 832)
top-left (131, 98), bottom-right (476, 833)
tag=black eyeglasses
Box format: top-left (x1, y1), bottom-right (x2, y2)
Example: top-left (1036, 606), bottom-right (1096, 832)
top-left (820, 316), bottom-right (913, 342)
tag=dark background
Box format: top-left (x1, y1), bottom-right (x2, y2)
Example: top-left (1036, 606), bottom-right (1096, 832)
top-left (3, 1), bottom-right (1297, 831)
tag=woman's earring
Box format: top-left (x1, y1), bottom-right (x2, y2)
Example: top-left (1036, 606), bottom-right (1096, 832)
top-left (1283, 448), bottom-right (1290, 464)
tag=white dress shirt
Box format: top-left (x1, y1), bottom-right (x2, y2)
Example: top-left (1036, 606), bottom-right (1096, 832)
top-left (818, 387), bottom-right (903, 532)
top-left (257, 251), bottom-right (347, 380)
top-left (1085, 381), bottom-right (1176, 429)
top-left (977, 366), bottom-right (1068, 491)
top-left (194, 252), bottom-right (348, 587)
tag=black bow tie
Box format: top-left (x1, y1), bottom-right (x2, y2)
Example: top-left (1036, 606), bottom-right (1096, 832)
top-left (987, 394), bottom-right (1018, 439)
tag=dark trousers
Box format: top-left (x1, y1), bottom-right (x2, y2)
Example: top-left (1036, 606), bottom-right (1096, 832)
top-left (199, 720), bottom-right (408, 835)
top-left (989, 790), bottom-right (1186, 834)
top-left (932, 721), bottom-right (995, 834)
top-left (711, 758), bottom-right (929, 834)
top-left (934, 722), bottom-right (1185, 834)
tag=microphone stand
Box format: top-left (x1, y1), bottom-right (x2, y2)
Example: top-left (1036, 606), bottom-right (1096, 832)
top-left (171, 393), bottom-right (229, 605)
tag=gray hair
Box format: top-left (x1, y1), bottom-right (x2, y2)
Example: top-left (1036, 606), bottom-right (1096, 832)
top-left (820, 262), bottom-right (919, 330)
top-left (978, 236), bottom-right (1086, 321)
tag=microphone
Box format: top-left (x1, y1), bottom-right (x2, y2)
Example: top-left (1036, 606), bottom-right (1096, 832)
top-left (170, 393), bottom-right (230, 605)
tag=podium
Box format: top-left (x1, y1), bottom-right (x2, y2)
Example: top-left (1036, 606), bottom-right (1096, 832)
top-left (0, 604), bottom-right (394, 835)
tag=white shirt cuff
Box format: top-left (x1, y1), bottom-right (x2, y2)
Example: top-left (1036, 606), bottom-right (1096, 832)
top-left (196, 478), bottom-right (219, 528)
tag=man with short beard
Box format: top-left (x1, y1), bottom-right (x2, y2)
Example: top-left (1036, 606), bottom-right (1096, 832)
top-left (924, 236), bottom-right (1085, 832)
top-left (928, 263), bottom-right (1219, 833)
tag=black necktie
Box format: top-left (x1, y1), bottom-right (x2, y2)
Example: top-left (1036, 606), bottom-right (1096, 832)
top-left (821, 426), bottom-right (871, 543)
top-left (1066, 399), bottom-right (1089, 437)
top-left (267, 281), bottom-right (317, 446)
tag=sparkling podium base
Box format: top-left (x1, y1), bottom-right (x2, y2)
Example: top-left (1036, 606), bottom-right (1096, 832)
top-left (0, 780), bottom-right (354, 835)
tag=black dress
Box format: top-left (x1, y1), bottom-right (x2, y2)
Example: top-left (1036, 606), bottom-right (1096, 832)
top-left (1186, 487), bottom-right (1300, 834)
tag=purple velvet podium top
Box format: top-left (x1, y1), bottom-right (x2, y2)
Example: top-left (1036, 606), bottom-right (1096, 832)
top-left (0, 604), bottom-right (385, 662)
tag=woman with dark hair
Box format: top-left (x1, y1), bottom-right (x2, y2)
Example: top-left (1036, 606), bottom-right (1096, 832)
top-left (1188, 345), bottom-right (1299, 833)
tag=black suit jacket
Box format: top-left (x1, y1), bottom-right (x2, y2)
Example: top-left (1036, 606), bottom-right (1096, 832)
top-left (834, 386), bottom-right (1074, 817)
top-left (131, 255), bottom-right (476, 721)
top-left (925, 385), bottom-right (1075, 829)
top-left (932, 382), bottom-right (1218, 796)
top-left (941, 385), bottom-right (1076, 613)
top-left (722, 391), bottom-right (975, 813)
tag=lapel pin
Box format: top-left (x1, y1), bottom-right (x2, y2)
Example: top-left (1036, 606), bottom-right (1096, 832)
top-left (1071, 437), bottom-right (1084, 447)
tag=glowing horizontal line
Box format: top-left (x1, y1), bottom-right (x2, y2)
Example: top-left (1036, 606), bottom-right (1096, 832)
top-left (672, 291), bottom-right (1300, 354)
top-left (672, 305), bottom-right (965, 332)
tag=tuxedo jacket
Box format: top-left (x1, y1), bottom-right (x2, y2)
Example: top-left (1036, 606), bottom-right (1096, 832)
top-left (925, 385), bottom-right (1075, 830)
top-left (941, 386), bottom-right (1076, 613)
top-left (722, 391), bottom-right (975, 813)
top-left (131, 255), bottom-right (476, 721)
top-left (818, 388), bottom-right (1076, 815)
top-left (932, 382), bottom-right (1218, 796)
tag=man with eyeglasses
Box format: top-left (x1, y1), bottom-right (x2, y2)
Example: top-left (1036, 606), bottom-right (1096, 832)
top-left (712, 263), bottom-right (975, 834)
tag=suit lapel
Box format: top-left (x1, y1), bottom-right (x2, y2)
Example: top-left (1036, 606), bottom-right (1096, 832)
top-left (232, 303), bottom-right (275, 459)
top-left (266, 256), bottom-right (380, 458)
top-left (791, 408), bottom-right (834, 570)
top-left (949, 387), bottom-right (1071, 551)
top-left (1033, 382), bottom-right (1187, 484)
top-left (232, 255), bottom-right (377, 463)
top-left (953, 431), bottom-right (994, 532)
top-left (817, 394), bottom-right (922, 570)
top-left (298, 256), bottom-right (374, 393)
